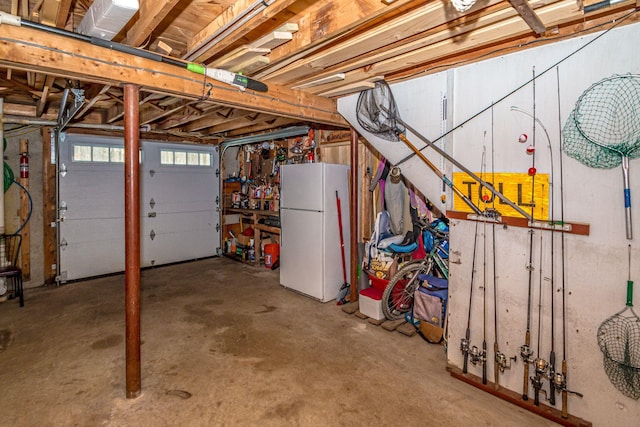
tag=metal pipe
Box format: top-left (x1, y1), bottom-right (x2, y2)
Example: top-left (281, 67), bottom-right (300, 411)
top-left (349, 127), bottom-right (359, 303)
top-left (2, 116), bottom-right (150, 131)
top-left (124, 84), bottom-right (141, 399)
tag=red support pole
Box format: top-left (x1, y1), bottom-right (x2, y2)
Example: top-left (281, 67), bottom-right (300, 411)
top-left (349, 127), bottom-right (359, 302)
top-left (124, 84), bottom-right (141, 399)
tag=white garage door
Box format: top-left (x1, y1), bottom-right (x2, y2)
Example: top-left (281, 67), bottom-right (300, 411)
top-left (58, 134), bottom-right (220, 281)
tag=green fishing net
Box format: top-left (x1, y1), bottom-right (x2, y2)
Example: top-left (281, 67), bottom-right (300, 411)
top-left (562, 74), bottom-right (640, 168)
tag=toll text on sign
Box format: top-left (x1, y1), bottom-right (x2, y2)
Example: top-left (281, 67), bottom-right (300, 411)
top-left (452, 172), bottom-right (549, 220)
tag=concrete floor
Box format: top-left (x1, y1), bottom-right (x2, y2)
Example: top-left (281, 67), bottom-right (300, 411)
top-left (0, 257), bottom-right (556, 426)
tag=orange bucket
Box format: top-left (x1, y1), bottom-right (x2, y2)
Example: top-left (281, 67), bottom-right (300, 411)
top-left (264, 243), bottom-right (280, 268)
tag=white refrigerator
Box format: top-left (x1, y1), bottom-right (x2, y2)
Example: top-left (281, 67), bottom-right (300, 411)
top-left (280, 163), bottom-right (351, 302)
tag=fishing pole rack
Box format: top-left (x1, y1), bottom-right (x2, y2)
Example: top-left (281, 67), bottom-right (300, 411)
top-left (448, 365), bottom-right (591, 427)
top-left (447, 210), bottom-right (590, 236)
top-left (447, 208), bottom-right (591, 426)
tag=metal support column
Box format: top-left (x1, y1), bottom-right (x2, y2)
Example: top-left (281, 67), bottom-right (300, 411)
top-left (124, 84), bottom-right (141, 399)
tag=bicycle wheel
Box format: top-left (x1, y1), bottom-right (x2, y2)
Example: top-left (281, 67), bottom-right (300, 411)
top-left (381, 259), bottom-right (434, 320)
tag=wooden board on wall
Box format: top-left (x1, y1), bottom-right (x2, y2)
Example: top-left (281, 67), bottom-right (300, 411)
top-left (41, 128), bottom-right (57, 285)
top-left (319, 138), bottom-right (377, 241)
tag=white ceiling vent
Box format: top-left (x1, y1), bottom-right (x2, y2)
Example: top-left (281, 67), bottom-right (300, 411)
top-left (77, 0), bottom-right (139, 41)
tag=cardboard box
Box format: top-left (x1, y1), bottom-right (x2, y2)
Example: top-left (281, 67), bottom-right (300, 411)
top-left (237, 234), bottom-right (253, 247)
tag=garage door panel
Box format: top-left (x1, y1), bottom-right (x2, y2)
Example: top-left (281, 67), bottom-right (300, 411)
top-left (142, 230), bottom-right (216, 266)
top-left (61, 245), bottom-right (124, 279)
top-left (59, 135), bottom-right (219, 281)
top-left (142, 211), bottom-right (215, 233)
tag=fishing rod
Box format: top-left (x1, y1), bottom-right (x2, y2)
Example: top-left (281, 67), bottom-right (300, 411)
top-left (481, 184), bottom-right (488, 385)
top-left (553, 66), bottom-right (584, 418)
top-left (557, 66), bottom-right (569, 417)
top-left (529, 72), bottom-right (549, 407)
top-left (479, 145), bottom-right (488, 385)
top-left (461, 216), bottom-right (480, 374)
top-left (492, 109), bottom-right (500, 387)
top-left (0, 12), bottom-right (268, 93)
top-left (491, 106), bottom-right (513, 386)
top-left (510, 105), bottom-right (557, 406)
top-left (532, 199), bottom-right (548, 406)
top-left (520, 69), bottom-right (538, 402)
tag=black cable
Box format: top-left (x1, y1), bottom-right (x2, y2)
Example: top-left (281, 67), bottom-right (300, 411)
top-left (9, 179), bottom-right (32, 236)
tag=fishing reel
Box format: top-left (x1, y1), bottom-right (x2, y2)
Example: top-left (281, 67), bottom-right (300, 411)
top-left (495, 351), bottom-right (517, 373)
top-left (460, 337), bottom-right (470, 356)
top-left (534, 357), bottom-right (549, 375)
top-left (552, 371), bottom-right (566, 391)
top-left (520, 344), bottom-right (534, 365)
top-left (530, 358), bottom-right (550, 403)
top-left (552, 372), bottom-right (584, 398)
top-left (469, 345), bottom-right (486, 366)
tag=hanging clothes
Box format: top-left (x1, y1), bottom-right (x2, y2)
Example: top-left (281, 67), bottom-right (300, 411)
top-left (384, 166), bottom-right (405, 235)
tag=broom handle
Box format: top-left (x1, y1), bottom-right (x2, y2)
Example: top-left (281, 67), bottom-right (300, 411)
top-left (336, 191), bottom-right (347, 285)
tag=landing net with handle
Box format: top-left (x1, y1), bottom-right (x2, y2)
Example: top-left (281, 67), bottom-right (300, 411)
top-left (356, 80), bottom-right (533, 220)
top-left (597, 245), bottom-right (640, 400)
top-left (356, 80), bottom-right (405, 142)
top-left (562, 74), bottom-right (640, 239)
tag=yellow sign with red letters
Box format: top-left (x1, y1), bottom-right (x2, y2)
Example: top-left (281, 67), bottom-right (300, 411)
top-left (452, 172), bottom-right (550, 220)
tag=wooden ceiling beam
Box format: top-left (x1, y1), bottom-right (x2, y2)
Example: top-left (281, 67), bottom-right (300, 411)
top-left (254, 0), bottom-right (432, 79)
top-left (262, 0), bottom-right (506, 84)
top-left (290, 1), bottom-right (517, 89)
top-left (76, 84), bottom-right (112, 118)
top-left (157, 105), bottom-right (213, 130)
top-left (304, 0), bottom-right (581, 95)
top-left (185, 0), bottom-right (300, 63)
top-left (40, 0), bottom-right (60, 25)
top-left (203, 113), bottom-right (276, 135)
top-left (508, 0), bottom-right (547, 35)
top-left (126, 0), bottom-right (183, 47)
top-left (140, 100), bottom-right (197, 126)
top-left (55, 0), bottom-right (73, 28)
top-left (0, 25), bottom-right (345, 126)
top-left (36, 74), bottom-right (56, 117)
top-left (185, 108), bottom-right (256, 132)
top-left (225, 116), bottom-right (301, 137)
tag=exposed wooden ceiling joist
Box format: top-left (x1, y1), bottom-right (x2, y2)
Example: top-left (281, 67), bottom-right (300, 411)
top-left (185, 0), bottom-right (301, 63)
top-left (126, 0), bottom-right (183, 47)
top-left (261, 0), bottom-right (507, 84)
top-left (303, 0), bottom-right (582, 94)
top-left (508, 0), bottom-right (547, 34)
top-left (36, 74), bottom-right (55, 117)
top-left (55, 0), bottom-right (72, 28)
top-left (1, 0), bottom-right (637, 140)
top-left (0, 24), bottom-right (346, 126)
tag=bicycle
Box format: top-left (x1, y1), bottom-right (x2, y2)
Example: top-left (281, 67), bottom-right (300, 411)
top-left (381, 219), bottom-right (449, 321)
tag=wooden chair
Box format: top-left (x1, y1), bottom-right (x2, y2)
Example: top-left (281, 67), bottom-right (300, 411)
top-left (0, 234), bottom-right (23, 307)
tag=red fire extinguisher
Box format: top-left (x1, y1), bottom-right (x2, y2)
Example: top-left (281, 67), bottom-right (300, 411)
top-left (20, 152), bottom-right (29, 179)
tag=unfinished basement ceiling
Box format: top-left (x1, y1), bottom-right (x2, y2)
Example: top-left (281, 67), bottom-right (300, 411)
top-left (0, 0), bottom-right (638, 141)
